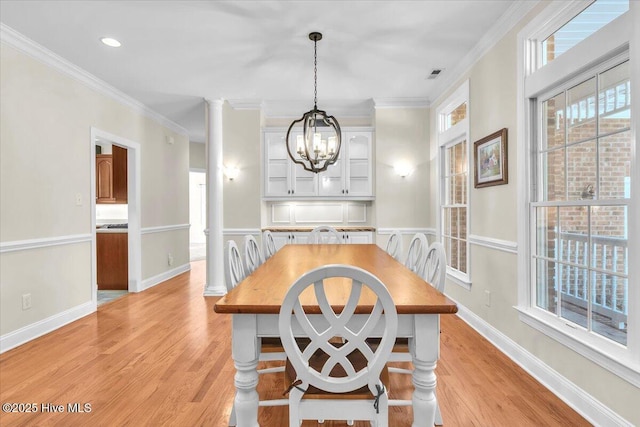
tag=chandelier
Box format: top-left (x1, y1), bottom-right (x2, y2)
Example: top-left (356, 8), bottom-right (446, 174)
top-left (286, 32), bottom-right (341, 174)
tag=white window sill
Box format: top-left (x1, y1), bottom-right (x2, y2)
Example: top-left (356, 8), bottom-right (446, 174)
top-left (515, 305), bottom-right (640, 387)
top-left (446, 269), bottom-right (471, 291)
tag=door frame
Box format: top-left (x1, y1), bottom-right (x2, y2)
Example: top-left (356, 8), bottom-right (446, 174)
top-left (90, 127), bottom-right (142, 304)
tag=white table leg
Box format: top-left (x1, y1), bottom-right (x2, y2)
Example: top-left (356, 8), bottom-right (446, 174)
top-left (411, 314), bottom-right (439, 427)
top-left (232, 314), bottom-right (260, 427)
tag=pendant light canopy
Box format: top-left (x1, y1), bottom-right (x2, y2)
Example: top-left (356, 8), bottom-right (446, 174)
top-left (286, 32), bottom-right (342, 174)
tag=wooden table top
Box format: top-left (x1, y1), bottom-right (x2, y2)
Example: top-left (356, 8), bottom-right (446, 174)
top-left (214, 244), bottom-right (458, 315)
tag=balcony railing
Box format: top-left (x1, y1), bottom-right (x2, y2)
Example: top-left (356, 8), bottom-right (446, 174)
top-left (558, 232), bottom-right (628, 330)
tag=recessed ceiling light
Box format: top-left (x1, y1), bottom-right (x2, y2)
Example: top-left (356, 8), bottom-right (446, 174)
top-left (100, 37), bottom-right (121, 48)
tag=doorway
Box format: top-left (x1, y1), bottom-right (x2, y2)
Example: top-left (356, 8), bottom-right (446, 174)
top-left (189, 170), bottom-right (206, 261)
top-left (91, 127), bottom-right (142, 308)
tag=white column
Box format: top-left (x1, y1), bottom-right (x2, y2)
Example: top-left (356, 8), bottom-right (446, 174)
top-left (204, 99), bottom-right (227, 295)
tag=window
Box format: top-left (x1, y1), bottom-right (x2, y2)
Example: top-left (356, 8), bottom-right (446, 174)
top-left (518, 0), bottom-right (636, 383)
top-left (442, 140), bottom-right (468, 276)
top-left (541, 0), bottom-right (628, 66)
top-left (534, 59), bottom-right (630, 346)
top-left (438, 82), bottom-right (470, 288)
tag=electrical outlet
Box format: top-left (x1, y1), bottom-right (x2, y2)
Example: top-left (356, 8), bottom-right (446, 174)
top-left (484, 290), bottom-right (491, 307)
top-left (167, 253), bottom-right (174, 266)
top-left (22, 293), bottom-right (32, 310)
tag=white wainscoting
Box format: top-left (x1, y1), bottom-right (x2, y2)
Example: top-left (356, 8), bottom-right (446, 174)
top-left (0, 234), bottom-right (93, 253)
top-left (347, 203), bottom-right (367, 223)
top-left (271, 204), bottom-right (292, 223)
top-left (468, 234), bottom-right (518, 254)
top-left (141, 224), bottom-right (190, 234)
top-left (294, 203), bottom-right (343, 223)
top-left (377, 227), bottom-right (435, 236)
top-left (266, 201), bottom-right (372, 226)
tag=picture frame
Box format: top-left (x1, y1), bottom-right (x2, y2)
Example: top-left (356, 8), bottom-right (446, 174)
top-left (474, 128), bottom-right (508, 188)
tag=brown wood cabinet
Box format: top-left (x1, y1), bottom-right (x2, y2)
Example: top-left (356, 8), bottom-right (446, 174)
top-left (96, 145), bottom-right (127, 204)
top-left (96, 155), bottom-right (115, 203)
top-left (112, 145), bottom-right (128, 203)
top-left (97, 232), bottom-right (128, 290)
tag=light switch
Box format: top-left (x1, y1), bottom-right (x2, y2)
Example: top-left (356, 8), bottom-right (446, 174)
top-left (75, 193), bottom-right (83, 206)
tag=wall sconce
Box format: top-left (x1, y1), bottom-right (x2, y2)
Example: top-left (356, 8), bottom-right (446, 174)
top-left (224, 166), bottom-right (240, 181)
top-left (394, 163), bottom-right (414, 178)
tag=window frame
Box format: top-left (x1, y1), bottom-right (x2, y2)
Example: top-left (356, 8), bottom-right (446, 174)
top-left (437, 80), bottom-right (471, 289)
top-left (516, 0), bottom-right (639, 386)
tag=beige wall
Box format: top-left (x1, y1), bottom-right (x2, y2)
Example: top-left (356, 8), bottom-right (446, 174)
top-left (189, 141), bottom-right (206, 170)
top-left (0, 43), bottom-right (189, 336)
top-left (374, 107), bottom-right (430, 252)
top-left (222, 104), bottom-right (261, 229)
top-left (429, 3), bottom-right (638, 423)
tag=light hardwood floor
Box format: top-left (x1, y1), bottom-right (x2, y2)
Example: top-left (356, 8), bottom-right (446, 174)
top-left (0, 260), bottom-right (590, 426)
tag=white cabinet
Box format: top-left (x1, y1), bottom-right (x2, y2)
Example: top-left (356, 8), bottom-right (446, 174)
top-left (264, 129), bottom-right (373, 200)
top-left (264, 132), bottom-right (318, 198)
top-left (270, 231), bottom-right (309, 249)
top-left (270, 230), bottom-right (373, 248)
top-left (340, 231), bottom-right (373, 244)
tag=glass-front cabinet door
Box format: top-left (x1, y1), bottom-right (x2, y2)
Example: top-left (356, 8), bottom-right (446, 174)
top-left (264, 129), bottom-right (373, 199)
top-left (264, 132), bottom-right (290, 197)
top-left (345, 132), bottom-right (372, 197)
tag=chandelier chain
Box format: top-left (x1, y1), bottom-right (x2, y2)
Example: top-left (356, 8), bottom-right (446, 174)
top-left (313, 38), bottom-right (317, 108)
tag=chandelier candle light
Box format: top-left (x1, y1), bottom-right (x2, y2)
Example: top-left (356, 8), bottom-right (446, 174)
top-left (286, 32), bottom-right (342, 174)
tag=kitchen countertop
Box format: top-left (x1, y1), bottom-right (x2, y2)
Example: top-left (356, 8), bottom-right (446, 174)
top-left (96, 228), bottom-right (128, 233)
top-left (262, 226), bottom-right (375, 232)
top-left (96, 224), bottom-right (128, 233)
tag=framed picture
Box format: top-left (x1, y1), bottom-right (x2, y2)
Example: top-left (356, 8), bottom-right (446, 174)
top-left (474, 128), bottom-right (508, 188)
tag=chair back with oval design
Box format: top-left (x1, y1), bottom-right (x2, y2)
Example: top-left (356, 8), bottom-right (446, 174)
top-left (224, 240), bottom-right (245, 292)
top-left (279, 264), bottom-right (397, 425)
top-left (385, 230), bottom-right (403, 261)
top-left (243, 234), bottom-right (264, 274)
top-left (262, 230), bottom-right (278, 259)
top-left (307, 225), bottom-right (342, 244)
top-left (404, 233), bottom-right (429, 279)
top-left (424, 242), bottom-right (447, 292)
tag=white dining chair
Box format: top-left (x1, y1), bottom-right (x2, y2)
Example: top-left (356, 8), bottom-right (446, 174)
top-left (424, 241), bottom-right (447, 292)
top-left (306, 225), bottom-right (342, 244)
top-left (385, 239), bottom-right (448, 425)
top-left (404, 233), bottom-right (429, 278)
top-left (262, 230), bottom-right (277, 259)
top-left (279, 264), bottom-right (397, 426)
top-left (385, 230), bottom-right (403, 261)
top-left (243, 234), bottom-right (264, 274)
top-left (224, 239), bottom-right (287, 426)
top-left (224, 240), bottom-right (245, 292)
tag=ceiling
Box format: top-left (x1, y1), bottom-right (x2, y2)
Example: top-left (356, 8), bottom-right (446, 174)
top-left (1, 1), bottom-right (525, 143)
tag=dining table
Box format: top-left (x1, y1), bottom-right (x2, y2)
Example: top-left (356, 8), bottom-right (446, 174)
top-left (214, 243), bottom-right (458, 426)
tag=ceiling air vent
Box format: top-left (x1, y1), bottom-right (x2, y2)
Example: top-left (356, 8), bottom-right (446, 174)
top-left (427, 69), bottom-right (443, 80)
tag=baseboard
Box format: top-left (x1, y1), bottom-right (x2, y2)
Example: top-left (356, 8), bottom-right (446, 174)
top-left (139, 263), bottom-right (190, 292)
top-left (0, 301), bottom-right (95, 354)
top-left (453, 302), bottom-right (633, 427)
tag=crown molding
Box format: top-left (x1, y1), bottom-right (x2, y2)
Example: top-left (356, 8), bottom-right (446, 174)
top-left (1, 23), bottom-right (189, 137)
top-left (430, 0), bottom-right (540, 106)
top-left (373, 98), bottom-right (431, 109)
top-left (262, 99), bottom-right (374, 119)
